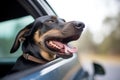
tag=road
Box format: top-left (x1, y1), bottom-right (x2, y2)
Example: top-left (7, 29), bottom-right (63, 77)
top-left (78, 53), bottom-right (120, 80)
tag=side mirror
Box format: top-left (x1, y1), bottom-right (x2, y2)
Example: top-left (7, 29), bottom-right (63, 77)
top-left (93, 63), bottom-right (105, 75)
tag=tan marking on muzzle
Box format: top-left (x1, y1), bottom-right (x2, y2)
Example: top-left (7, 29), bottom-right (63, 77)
top-left (34, 29), bottom-right (41, 43)
top-left (40, 50), bottom-right (56, 61)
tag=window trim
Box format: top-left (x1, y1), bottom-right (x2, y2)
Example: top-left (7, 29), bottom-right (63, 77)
top-left (17, 0), bottom-right (56, 19)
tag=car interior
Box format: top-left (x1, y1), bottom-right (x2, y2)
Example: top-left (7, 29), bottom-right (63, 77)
top-left (0, 0), bottom-right (31, 78)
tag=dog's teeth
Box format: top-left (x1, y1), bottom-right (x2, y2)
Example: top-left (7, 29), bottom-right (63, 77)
top-left (49, 41), bottom-right (53, 45)
top-left (53, 43), bottom-right (60, 49)
top-left (48, 41), bottom-right (60, 50)
top-left (49, 41), bottom-right (55, 46)
top-left (55, 45), bottom-right (60, 49)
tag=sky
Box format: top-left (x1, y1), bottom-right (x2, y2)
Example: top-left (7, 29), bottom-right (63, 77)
top-left (47, 0), bottom-right (119, 44)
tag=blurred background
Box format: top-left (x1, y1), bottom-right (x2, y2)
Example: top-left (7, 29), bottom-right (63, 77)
top-left (48, 0), bottom-right (120, 80)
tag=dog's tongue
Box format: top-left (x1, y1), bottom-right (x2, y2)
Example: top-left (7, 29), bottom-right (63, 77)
top-left (52, 41), bottom-right (78, 54)
top-left (64, 45), bottom-right (77, 54)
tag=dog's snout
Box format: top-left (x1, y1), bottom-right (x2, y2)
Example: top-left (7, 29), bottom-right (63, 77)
top-left (74, 22), bottom-right (85, 29)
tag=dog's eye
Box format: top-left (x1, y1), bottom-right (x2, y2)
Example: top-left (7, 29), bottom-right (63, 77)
top-left (47, 20), bottom-right (54, 24)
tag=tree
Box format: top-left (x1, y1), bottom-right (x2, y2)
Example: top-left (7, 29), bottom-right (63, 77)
top-left (100, 12), bottom-right (120, 54)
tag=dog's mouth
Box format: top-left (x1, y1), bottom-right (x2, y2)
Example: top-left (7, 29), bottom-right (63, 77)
top-left (45, 34), bottom-right (80, 58)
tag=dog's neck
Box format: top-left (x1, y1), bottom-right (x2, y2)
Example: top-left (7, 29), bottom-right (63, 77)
top-left (23, 53), bottom-right (48, 64)
top-left (22, 51), bottom-right (56, 64)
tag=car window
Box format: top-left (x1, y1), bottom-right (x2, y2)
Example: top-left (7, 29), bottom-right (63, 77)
top-left (0, 16), bottom-right (34, 58)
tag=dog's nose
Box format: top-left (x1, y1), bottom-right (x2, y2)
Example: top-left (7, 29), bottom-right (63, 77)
top-left (74, 22), bottom-right (85, 29)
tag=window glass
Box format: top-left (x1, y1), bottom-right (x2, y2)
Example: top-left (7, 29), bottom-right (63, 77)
top-left (0, 16), bottom-right (34, 58)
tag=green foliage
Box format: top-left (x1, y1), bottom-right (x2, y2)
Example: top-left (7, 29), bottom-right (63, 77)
top-left (77, 12), bottom-right (120, 54)
top-left (100, 12), bottom-right (120, 54)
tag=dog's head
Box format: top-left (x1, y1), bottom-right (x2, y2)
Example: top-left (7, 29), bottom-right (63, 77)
top-left (10, 15), bottom-right (85, 61)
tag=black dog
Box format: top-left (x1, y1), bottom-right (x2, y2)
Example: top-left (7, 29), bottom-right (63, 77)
top-left (10, 15), bottom-right (85, 73)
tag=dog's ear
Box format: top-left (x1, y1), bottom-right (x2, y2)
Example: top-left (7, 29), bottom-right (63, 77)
top-left (10, 17), bottom-right (42, 53)
top-left (10, 24), bottom-right (32, 53)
